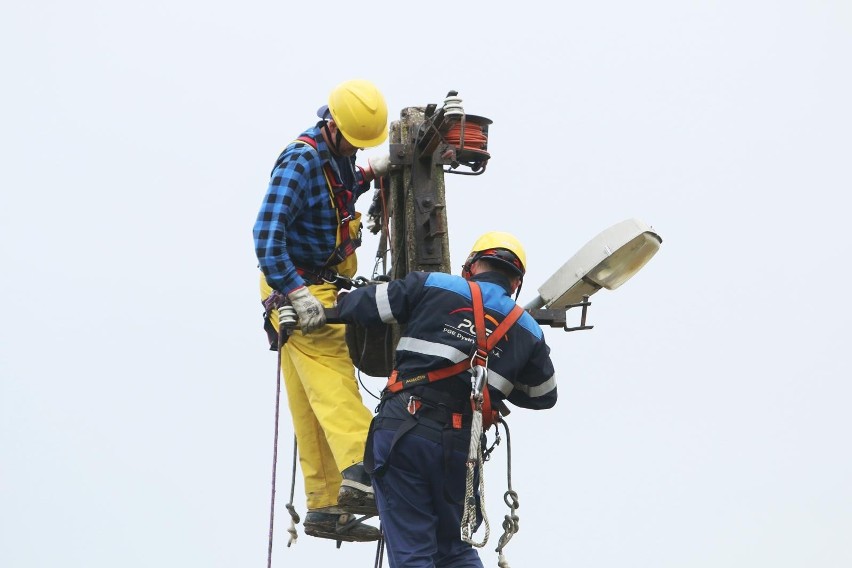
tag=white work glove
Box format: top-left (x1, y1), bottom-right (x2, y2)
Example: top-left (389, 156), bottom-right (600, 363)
top-left (367, 153), bottom-right (390, 179)
top-left (367, 214), bottom-right (381, 234)
top-left (287, 286), bottom-right (326, 334)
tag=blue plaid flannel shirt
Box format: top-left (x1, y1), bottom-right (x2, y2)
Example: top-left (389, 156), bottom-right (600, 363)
top-left (253, 125), bottom-right (371, 294)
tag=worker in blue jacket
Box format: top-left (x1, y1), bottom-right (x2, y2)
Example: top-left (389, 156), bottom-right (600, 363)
top-left (336, 231), bottom-right (557, 567)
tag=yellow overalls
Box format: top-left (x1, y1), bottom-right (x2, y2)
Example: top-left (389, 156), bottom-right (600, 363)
top-left (259, 153), bottom-right (373, 510)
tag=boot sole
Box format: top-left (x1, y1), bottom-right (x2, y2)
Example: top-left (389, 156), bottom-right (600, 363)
top-left (304, 523), bottom-right (381, 543)
top-left (337, 494), bottom-right (378, 516)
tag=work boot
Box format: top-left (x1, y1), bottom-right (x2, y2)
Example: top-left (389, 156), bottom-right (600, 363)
top-left (303, 510), bottom-right (381, 543)
top-left (337, 462), bottom-right (377, 515)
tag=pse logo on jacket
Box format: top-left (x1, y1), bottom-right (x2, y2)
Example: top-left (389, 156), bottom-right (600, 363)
top-left (442, 307), bottom-right (508, 360)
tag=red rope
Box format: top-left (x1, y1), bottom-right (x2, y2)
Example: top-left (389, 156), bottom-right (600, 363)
top-left (380, 176), bottom-right (390, 246)
top-left (444, 121), bottom-right (488, 151)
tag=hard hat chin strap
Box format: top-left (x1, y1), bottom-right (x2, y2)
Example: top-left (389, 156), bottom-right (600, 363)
top-left (321, 120), bottom-right (344, 156)
top-left (463, 257), bottom-right (524, 300)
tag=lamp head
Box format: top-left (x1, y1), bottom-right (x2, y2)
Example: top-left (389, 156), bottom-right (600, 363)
top-left (527, 218), bottom-right (662, 310)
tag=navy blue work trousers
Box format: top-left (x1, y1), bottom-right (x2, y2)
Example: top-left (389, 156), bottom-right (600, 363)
top-left (371, 427), bottom-right (483, 568)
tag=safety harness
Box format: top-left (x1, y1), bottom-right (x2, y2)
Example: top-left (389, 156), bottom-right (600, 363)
top-left (261, 135), bottom-right (365, 349)
top-left (384, 281), bottom-right (525, 430)
top-left (289, 135), bottom-right (363, 285)
top-left (364, 281), bottom-right (525, 482)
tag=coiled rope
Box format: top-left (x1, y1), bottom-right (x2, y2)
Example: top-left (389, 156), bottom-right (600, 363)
top-left (443, 121), bottom-right (489, 153)
top-left (460, 367), bottom-right (490, 548)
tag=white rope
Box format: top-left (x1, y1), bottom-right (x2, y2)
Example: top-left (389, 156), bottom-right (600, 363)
top-left (495, 503), bottom-right (519, 568)
top-left (460, 392), bottom-right (490, 547)
top-left (285, 504), bottom-right (299, 547)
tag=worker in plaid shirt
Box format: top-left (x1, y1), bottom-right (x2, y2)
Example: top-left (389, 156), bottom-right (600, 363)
top-left (253, 79), bottom-right (391, 542)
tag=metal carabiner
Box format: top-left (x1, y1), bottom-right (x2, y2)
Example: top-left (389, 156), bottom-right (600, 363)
top-left (470, 365), bottom-right (487, 403)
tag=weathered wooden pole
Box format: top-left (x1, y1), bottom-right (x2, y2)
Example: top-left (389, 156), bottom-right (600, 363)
top-left (345, 94), bottom-right (495, 376)
top-left (388, 106), bottom-right (452, 278)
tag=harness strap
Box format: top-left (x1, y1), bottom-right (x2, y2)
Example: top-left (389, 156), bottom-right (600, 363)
top-left (293, 135), bottom-right (361, 267)
top-left (384, 282), bottom-right (525, 429)
top-left (364, 397), bottom-right (472, 504)
top-left (295, 266), bottom-right (353, 289)
top-left (468, 282), bottom-right (525, 428)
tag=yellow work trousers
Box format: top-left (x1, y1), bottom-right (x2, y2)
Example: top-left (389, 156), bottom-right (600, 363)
top-left (260, 274), bottom-right (373, 510)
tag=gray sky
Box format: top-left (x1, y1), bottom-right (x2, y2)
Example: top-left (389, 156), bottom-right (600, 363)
top-left (2, 1), bottom-right (851, 567)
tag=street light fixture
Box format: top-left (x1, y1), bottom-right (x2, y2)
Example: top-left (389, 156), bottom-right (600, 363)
top-left (525, 218), bottom-right (662, 310)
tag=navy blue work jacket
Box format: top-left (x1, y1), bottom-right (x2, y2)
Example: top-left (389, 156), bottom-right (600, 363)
top-left (337, 271), bottom-right (557, 410)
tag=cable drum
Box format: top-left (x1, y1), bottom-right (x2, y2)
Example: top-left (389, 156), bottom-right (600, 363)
top-left (441, 114), bottom-right (492, 173)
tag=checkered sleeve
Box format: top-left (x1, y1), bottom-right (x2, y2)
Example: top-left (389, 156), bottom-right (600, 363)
top-left (253, 148), bottom-right (313, 294)
top-left (354, 165), bottom-right (371, 200)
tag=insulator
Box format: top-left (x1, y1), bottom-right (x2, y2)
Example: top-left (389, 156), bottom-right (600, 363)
top-left (279, 305), bottom-right (298, 327)
top-left (443, 95), bottom-right (464, 117)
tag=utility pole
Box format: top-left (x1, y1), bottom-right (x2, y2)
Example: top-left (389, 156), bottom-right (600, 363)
top-left (346, 91), bottom-right (492, 377)
top-left (384, 91), bottom-right (491, 278)
top-left (344, 90), bottom-right (616, 375)
top-left (388, 106), bottom-right (451, 276)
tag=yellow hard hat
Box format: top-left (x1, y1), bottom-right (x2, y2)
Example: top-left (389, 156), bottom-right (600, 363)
top-left (465, 231), bottom-right (527, 277)
top-left (319, 79), bottom-right (388, 148)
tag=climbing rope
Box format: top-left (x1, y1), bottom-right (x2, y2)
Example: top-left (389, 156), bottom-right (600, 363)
top-left (267, 324), bottom-right (284, 566)
top-left (267, 303), bottom-right (301, 567)
top-left (460, 402), bottom-right (489, 547)
top-left (460, 366), bottom-right (490, 548)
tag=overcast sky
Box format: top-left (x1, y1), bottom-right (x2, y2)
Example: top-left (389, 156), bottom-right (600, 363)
top-left (2, 1), bottom-right (851, 567)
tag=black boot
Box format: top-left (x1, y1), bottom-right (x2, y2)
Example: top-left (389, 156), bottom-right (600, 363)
top-left (303, 511), bottom-right (381, 543)
top-left (337, 462), bottom-right (377, 515)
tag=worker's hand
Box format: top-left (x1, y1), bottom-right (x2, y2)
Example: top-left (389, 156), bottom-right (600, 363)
top-left (287, 286), bottom-right (327, 334)
top-left (367, 153), bottom-right (390, 179)
top-left (367, 215), bottom-right (381, 234)
top-left (366, 187), bottom-right (385, 234)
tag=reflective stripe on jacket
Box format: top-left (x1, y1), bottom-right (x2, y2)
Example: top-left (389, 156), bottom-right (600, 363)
top-left (337, 271), bottom-right (557, 410)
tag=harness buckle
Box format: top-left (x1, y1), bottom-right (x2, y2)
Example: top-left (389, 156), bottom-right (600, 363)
top-left (321, 271), bottom-right (341, 285)
top-left (407, 396), bottom-right (422, 415)
top-left (318, 268), bottom-right (354, 290)
top-left (471, 347), bottom-right (489, 369)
